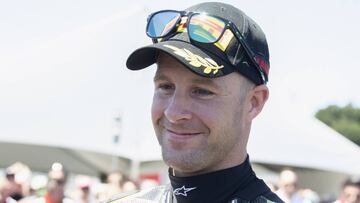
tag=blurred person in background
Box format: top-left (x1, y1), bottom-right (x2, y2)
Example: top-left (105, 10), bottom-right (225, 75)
top-left (333, 178), bottom-right (360, 203)
top-left (76, 184), bottom-right (93, 203)
top-left (104, 172), bottom-right (137, 198)
top-left (105, 172), bottom-right (123, 198)
top-left (21, 162), bottom-right (75, 203)
top-left (120, 178), bottom-right (136, 193)
top-left (73, 175), bottom-right (96, 203)
top-left (0, 164), bottom-right (24, 203)
top-left (276, 169), bottom-right (304, 203)
top-left (43, 162), bottom-right (72, 203)
top-left (8, 163), bottom-right (32, 198)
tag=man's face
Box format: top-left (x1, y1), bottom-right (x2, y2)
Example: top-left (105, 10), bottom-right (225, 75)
top-left (281, 181), bottom-right (297, 197)
top-left (151, 54), bottom-right (253, 176)
top-left (342, 185), bottom-right (360, 203)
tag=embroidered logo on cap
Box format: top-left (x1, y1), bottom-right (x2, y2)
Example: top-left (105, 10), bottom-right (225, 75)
top-left (163, 44), bottom-right (224, 75)
top-left (173, 185), bottom-right (197, 197)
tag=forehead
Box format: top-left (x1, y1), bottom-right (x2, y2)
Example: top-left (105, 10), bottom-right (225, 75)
top-left (344, 185), bottom-right (360, 193)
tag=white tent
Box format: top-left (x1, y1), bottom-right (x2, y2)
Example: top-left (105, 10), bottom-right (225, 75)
top-left (249, 100), bottom-right (360, 176)
top-left (0, 141), bottom-right (131, 176)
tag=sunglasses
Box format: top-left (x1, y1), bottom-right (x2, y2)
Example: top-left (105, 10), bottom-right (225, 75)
top-left (146, 10), bottom-right (267, 84)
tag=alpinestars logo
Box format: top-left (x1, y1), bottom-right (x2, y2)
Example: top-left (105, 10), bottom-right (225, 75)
top-left (173, 185), bottom-right (197, 197)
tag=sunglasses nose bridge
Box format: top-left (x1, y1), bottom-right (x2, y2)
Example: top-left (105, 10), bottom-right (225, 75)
top-left (177, 16), bottom-right (188, 29)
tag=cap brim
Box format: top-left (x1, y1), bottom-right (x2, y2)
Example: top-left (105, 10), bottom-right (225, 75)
top-left (126, 40), bottom-right (234, 78)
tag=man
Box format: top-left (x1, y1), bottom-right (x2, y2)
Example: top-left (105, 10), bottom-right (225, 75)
top-left (107, 2), bottom-right (284, 202)
top-left (0, 166), bottom-right (23, 203)
top-left (333, 178), bottom-right (360, 203)
top-left (275, 169), bottom-right (304, 203)
top-left (20, 163), bottom-right (75, 203)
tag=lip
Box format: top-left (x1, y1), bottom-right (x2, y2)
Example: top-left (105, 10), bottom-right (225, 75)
top-left (165, 128), bottom-right (201, 140)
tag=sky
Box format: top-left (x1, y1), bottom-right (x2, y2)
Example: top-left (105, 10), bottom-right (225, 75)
top-left (0, 0), bottom-right (360, 160)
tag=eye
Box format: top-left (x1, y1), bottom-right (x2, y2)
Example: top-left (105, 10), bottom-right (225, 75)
top-left (157, 83), bottom-right (174, 94)
top-left (192, 88), bottom-right (214, 97)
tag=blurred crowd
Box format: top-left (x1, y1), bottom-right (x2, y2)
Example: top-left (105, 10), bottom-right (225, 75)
top-left (0, 162), bottom-right (147, 203)
top-left (0, 162), bottom-right (359, 203)
top-left (269, 169), bottom-right (359, 203)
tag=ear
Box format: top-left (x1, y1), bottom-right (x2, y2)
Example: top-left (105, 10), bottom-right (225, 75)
top-left (247, 84), bottom-right (269, 120)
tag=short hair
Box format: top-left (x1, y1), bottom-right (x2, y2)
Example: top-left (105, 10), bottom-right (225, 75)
top-left (279, 169), bottom-right (298, 184)
top-left (342, 177), bottom-right (360, 189)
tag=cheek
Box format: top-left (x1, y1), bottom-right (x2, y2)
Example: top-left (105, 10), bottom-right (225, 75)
top-left (199, 99), bottom-right (244, 133)
top-left (151, 94), bottom-right (165, 124)
top-left (192, 101), bottom-right (226, 130)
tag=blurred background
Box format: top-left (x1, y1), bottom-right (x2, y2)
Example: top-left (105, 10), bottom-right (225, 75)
top-left (1, 0), bottom-right (360, 202)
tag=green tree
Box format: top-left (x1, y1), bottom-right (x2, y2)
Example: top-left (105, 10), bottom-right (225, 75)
top-left (315, 104), bottom-right (360, 146)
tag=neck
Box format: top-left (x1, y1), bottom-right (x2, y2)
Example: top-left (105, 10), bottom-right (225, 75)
top-left (168, 155), bottom-right (265, 203)
top-left (171, 152), bottom-right (247, 177)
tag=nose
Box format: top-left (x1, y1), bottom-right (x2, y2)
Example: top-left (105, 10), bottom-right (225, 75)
top-left (164, 93), bottom-right (192, 123)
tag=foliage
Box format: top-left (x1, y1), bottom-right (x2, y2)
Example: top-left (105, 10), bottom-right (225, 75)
top-left (315, 104), bottom-right (360, 146)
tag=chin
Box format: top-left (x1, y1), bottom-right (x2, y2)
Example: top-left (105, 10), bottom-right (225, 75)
top-left (161, 148), bottom-right (206, 174)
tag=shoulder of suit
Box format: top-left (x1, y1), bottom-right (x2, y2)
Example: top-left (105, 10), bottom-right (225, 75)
top-left (101, 184), bottom-right (172, 203)
top-left (251, 195), bottom-right (284, 203)
top-left (231, 195), bottom-right (284, 203)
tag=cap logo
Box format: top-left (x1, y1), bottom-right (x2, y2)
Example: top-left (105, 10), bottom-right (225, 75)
top-left (163, 44), bottom-right (224, 74)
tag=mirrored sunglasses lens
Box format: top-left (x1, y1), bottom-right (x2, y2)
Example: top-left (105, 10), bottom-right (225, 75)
top-left (147, 11), bottom-right (180, 38)
top-left (188, 14), bottom-right (225, 43)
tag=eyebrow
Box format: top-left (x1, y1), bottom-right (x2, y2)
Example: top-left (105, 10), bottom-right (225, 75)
top-left (153, 72), bottom-right (221, 89)
top-left (191, 78), bottom-right (220, 89)
top-left (153, 73), bottom-right (170, 82)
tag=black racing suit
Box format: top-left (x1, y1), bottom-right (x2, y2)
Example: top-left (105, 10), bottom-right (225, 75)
top-left (104, 156), bottom-right (284, 203)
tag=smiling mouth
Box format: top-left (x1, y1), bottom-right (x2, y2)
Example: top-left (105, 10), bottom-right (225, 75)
top-left (165, 128), bottom-right (202, 137)
top-left (163, 128), bottom-right (204, 147)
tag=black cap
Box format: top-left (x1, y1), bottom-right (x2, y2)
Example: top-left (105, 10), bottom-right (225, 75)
top-left (126, 2), bottom-right (269, 85)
